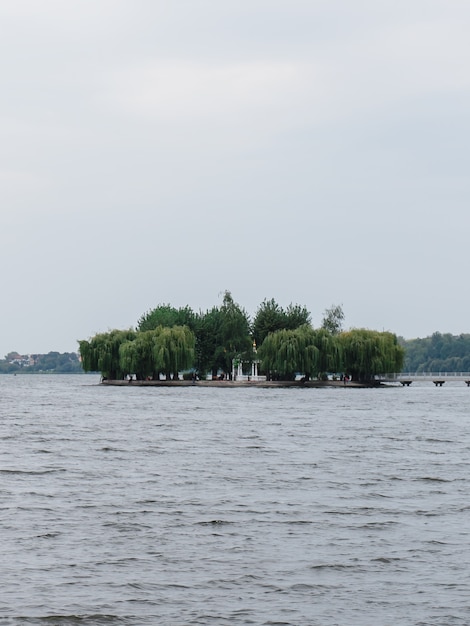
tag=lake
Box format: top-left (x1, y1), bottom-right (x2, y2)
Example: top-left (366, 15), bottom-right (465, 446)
top-left (1, 375), bottom-right (469, 625)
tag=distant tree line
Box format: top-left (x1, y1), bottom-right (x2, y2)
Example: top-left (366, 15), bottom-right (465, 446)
top-left (0, 352), bottom-right (82, 374)
top-left (400, 332), bottom-right (470, 372)
top-left (79, 292), bottom-right (405, 383)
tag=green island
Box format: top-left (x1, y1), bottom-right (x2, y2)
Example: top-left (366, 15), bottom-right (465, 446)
top-left (4, 295), bottom-right (468, 382)
top-left (79, 292), bottom-right (405, 387)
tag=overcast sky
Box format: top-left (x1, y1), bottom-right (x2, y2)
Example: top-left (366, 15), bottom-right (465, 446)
top-left (1, 0), bottom-right (469, 355)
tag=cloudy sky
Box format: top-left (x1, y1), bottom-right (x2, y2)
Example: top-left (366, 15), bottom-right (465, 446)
top-left (1, 0), bottom-right (469, 355)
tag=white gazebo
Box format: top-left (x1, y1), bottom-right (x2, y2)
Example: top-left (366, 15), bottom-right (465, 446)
top-left (231, 341), bottom-right (263, 381)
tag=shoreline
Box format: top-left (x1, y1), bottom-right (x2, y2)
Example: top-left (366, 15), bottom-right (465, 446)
top-left (100, 379), bottom-right (383, 389)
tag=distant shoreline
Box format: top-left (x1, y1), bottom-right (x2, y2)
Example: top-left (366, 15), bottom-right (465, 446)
top-left (0, 371), bottom-right (93, 375)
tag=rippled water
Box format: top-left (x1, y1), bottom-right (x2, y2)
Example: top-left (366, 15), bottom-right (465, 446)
top-left (1, 375), bottom-right (469, 625)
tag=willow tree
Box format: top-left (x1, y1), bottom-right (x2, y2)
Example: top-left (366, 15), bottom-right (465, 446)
top-left (339, 329), bottom-right (404, 382)
top-left (119, 340), bottom-right (140, 379)
top-left (258, 326), bottom-right (320, 380)
top-left (79, 329), bottom-right (136, 379)
top-left (119, 326), bottom-right (196, 380)
top-left (152, 325), bottom-right (195, 380)
top-left (119, 329), bottom-right (161, 380)
top-left (312, 327), bottom-right (342, 378)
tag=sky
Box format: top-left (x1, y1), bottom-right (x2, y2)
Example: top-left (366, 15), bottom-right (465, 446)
top-left (1, 0), bottom-right (470, 355)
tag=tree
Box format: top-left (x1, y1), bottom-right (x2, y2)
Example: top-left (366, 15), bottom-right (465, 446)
top-left (258, 325), bottom-right (342, 381)
top-left (152, 325), bottom-right (195, 380)
top-left (218, 291), bottom-right (252, 375)
top-left (252, 298), bottom-right (311, 347)
top-left (257, 326), bottom-right (315, 380)
top-left (284, 303), bottom-right (311, 330)
top-left (194, 291), bottom-right (252, 378)
top-left (339, 329), bottom-right (404, 382)
top-left (81, 325), bottom-right (195, 380)
top-left (321, 304), bottom-right (345, 335)
top-left (119, 330), bottom-right (160, 380)
top-left (34, 352), bottom-right (82, 373)
top-left (137, 304), bottom-right (196, 333)
top-left (312, 328), bottom-right (342, 378)
top-left (400, 332), bottom-right (470, 372)
top-left (79, 329), bottom-right (136, 379)
top-left (193, 306), bottom-right (223, 377)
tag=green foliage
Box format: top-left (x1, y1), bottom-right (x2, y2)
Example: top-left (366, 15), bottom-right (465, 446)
top-left (258, 325), bottom-right (341, 380)
top-left (193, 291), bottom-right (252, 377)
top-left (339, 329), bottom-right (404, 382)
top-left (284, 304), bottom-right (312, 330)
top-left (119, 330), bottom-right (159, 380)
top-left (34, 352), bottom-right (82, 373)
top-left (78, 292), bottom-right (410, 382)
top-left (252, 298), bottom-right (311, 347)
top-left (152, 325), bottom-right (195, 379)
top-left (218, 291), bottom-right (252, 372)
top-left (80, 326), bottom-right (195, 380)
top-left (252, 298), bottom-right (285, 347)
top-left (400, 332), bottom-right (470, 372)
top-left (258, 327), bottom-right (308, 380)
top-left (193, 306), bottom-right (222, 376)
top-left (0, 361), bottom-right (21, 374)
top-left (79, 329), bottom-right (136, 379)
top-left (321, 304), bottom-right (345, 335)
top-left (137, 304), bottom-right (197, 332)
top-left (0, 352), bottom-right (83, 374)
top-left (136, 294), bottom-right (251, 378)
top-left (313, 327), bottom-right (342, 375)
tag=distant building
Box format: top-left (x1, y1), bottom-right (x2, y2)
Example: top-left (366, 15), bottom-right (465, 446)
top-left (6, 353), bottom-right (37, 367)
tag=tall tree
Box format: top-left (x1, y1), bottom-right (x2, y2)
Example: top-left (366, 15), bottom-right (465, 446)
top-left (284, 303), bottom-right (311, 330)
top-left (119, 330), bottom-right (160, 380)
top-left (258, 325), bottom-right (342, 381)
top-left (152, 325), bottom-right (195, 380)
top-left (312, 327), bottom-right (342, 378)
top-left (339, 329), bottom-right (404, 382)
top-left (252, 298), bottom-right (287, 347)
top-left (218, 291), bottom-right (252, 375)
top-left (194, 306), bottom-right (223, 377)
top-left (137, 304), bottom-right (196, 332)
top-left (258, 326), bottom-right (317, 380)
top-left (195, 291), bottom-right (252, 378)
top-left (252, 298), bottom-right (311, 347)
top-left (321, 304), bottom-right (345, 335)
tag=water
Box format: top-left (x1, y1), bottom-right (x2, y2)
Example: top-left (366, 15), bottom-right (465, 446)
top-left (1, 375), bottom-right (469, 625)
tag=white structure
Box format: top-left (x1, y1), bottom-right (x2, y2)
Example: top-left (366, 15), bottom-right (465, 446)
top-left (231, 341), bottom-right (264, 382)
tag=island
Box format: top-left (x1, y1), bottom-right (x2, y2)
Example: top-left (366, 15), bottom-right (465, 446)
top-left (79, 293), bottom-right (405, 387)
